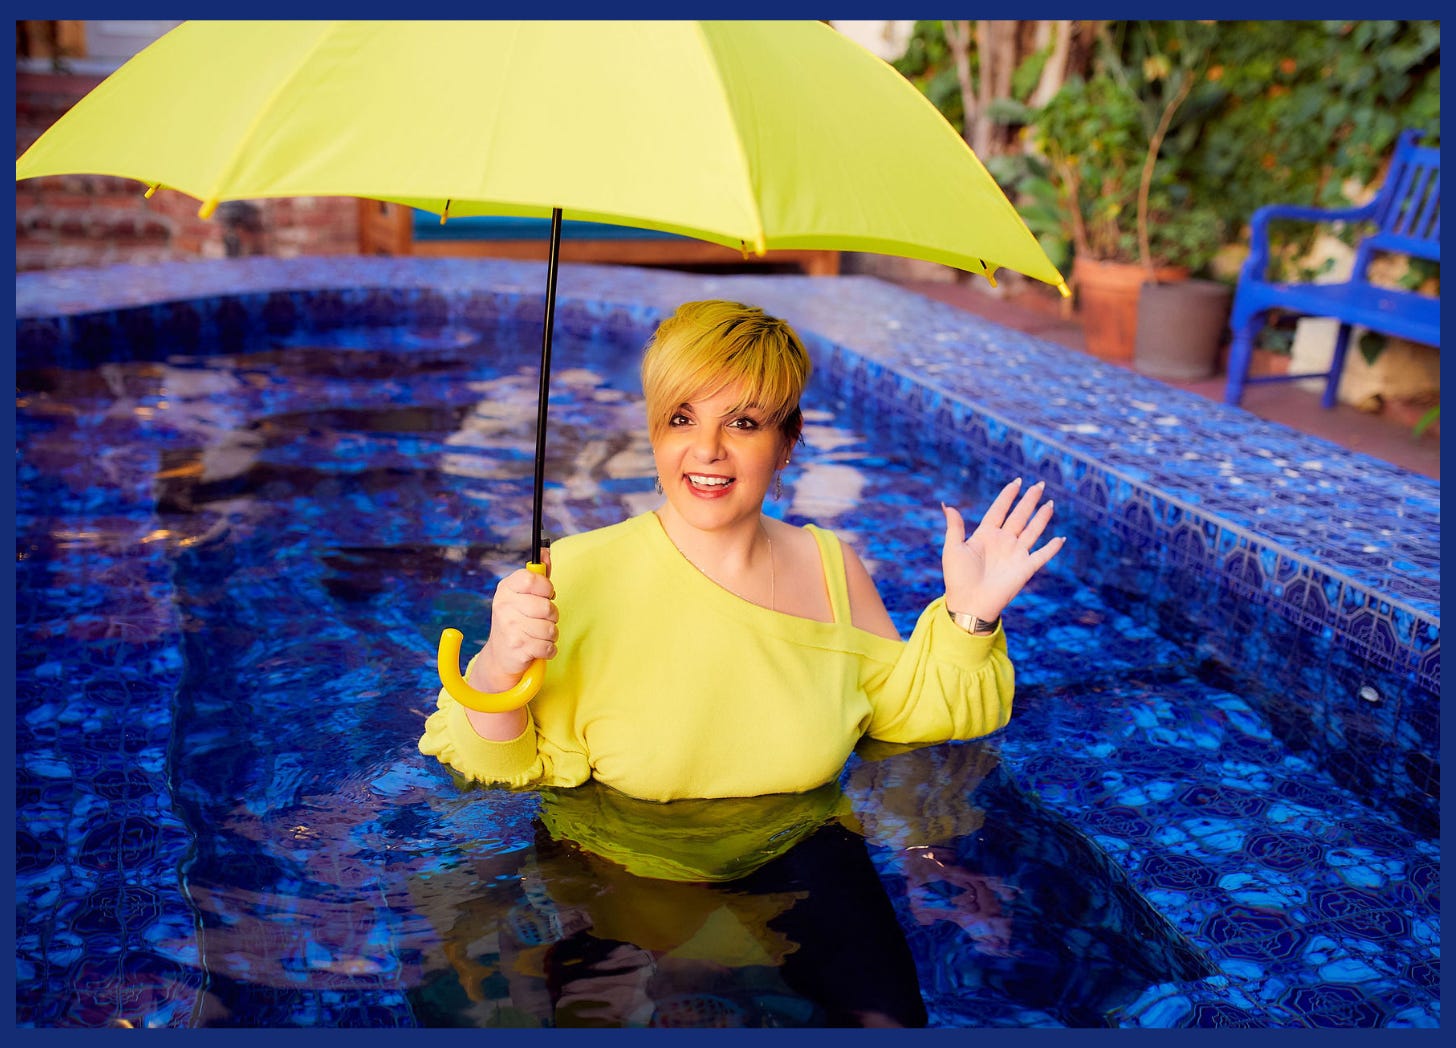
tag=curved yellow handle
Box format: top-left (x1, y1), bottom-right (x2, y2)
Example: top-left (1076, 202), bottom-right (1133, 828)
top-left (437, 562), bottom-right (548, 713)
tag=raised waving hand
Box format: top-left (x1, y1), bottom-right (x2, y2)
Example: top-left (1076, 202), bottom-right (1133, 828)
top-left (941, 478), bottom-right (1065, 623)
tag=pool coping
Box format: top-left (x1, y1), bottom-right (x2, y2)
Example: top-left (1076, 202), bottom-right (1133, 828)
top-left (15, 256), bottom-right (1439, 697)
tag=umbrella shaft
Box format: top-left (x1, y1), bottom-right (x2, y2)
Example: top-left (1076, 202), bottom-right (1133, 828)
top-left (531, 207), bottom-right (563, 564)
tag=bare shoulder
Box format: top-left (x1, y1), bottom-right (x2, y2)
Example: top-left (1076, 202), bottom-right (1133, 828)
top-left (836, 532), bottom-right (874, 574)
top-left (775, 521), bottom-right (900, 640)
top-left (836, 533), bottom-right (883, 596)
top-left (764, 518), bottom-right (870, 577)
top-left (763, 515), bottom-right (822, 570)
top-left (840, 534), bottom-right (900, 640)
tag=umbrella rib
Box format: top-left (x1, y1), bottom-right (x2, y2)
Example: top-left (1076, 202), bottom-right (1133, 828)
top-left (692, 21), bottom-right (766, 256)
top-left (195, 20), bottom-right (337, 218)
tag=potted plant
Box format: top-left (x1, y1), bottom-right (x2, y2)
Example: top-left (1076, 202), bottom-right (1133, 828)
top-left (1025, 21), bottom-right (1228, 368)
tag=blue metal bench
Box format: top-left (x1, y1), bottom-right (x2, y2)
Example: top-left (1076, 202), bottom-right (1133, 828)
top-left (1223, 129), bottom-right (1439, 408)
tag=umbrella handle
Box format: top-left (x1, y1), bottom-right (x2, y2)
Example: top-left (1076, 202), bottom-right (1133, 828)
top-left (437, 562), bottom-right (548, 712)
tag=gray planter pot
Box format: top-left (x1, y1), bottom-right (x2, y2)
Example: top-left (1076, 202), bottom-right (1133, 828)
top-left (1133, 279), bottom-right (1234, 381)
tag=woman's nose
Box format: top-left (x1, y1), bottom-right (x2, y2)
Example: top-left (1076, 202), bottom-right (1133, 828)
top-left (692, 428), bottom-right (724, 460)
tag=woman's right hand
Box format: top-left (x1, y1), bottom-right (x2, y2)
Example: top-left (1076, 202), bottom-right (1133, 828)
top-left (468, 554), bottom-right (557, 695)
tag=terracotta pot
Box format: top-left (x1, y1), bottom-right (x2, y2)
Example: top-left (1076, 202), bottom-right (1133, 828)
top-left (1073, 257), bottom-right (1188, 364)
top-left (1133, 279), bottom-right (1234, 381)
top-left (1230, 347), bottom-right (1291, 378)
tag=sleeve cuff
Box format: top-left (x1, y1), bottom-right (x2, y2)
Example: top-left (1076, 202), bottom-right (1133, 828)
top-left (924, 596), bottom-right (1006, 662)
top-left (418, 650), bottom-right (543, 785)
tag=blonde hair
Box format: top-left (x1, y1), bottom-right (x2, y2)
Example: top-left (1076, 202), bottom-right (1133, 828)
top-left (640, 300), bottom-right (812, 444)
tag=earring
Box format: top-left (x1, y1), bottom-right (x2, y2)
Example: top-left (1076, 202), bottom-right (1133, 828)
top-left (654, 476), bottom-right (663, 494)
top-left (774, 473), bottom-right (783, 500)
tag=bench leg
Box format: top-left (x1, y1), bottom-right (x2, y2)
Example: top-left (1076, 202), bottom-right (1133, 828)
top-left (1223, 311), bottom-right (1262, 407)
top-left (1323, 322), bottom-right (1354, 410)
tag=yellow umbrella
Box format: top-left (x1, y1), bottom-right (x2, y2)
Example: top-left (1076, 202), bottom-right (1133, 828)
top-left (17, 19), bottom-right (1067, 710)
top-left (18, 20), bottom-right (1064, 282)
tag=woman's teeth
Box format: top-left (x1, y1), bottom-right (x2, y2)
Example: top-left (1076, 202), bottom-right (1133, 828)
top-left (688, 474), bottom-right (732, 488)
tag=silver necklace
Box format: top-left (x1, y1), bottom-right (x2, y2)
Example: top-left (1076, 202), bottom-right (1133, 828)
top-left (703, 522), bottom-right (774, 610)
top-left (764, 525), bottom-right (776, 612)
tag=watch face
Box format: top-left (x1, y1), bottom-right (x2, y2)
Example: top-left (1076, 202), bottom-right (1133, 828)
top-left (948, 608), bottom-right (999, 634)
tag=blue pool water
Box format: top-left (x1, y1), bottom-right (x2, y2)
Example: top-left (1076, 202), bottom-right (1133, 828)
top-left (13, 259), bottom-right (1439, 1029)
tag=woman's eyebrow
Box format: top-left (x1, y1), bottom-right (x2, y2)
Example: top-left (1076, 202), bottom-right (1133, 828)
top-left (678, 400), bottom-right (766, 418)
top-left (720, 402), bottom-right (768, 417)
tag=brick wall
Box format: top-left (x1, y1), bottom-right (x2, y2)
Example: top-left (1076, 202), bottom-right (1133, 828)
top-left (16, 72), bottom-right (360, 273)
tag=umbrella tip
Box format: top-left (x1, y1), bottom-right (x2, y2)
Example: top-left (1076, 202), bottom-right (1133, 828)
top-left (144, 183), bottom-right (160, 200)
top-left (1056, 281), bottom-right (1072, 299)
top-left (198, 199), bottom-right (217, 220)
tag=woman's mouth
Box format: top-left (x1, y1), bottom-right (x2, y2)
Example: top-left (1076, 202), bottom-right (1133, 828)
top-left (685, 473), bottom-right (734, 497)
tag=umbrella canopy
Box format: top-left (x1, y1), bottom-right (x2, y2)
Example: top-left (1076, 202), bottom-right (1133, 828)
top-left (17, 19), bottom-right (1067, 711)
top-left (16, 19), bottom-right (1064, 288)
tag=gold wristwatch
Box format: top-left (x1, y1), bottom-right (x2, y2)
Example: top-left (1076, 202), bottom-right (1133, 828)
top-left (947, 607), bottom-right (1000, 635)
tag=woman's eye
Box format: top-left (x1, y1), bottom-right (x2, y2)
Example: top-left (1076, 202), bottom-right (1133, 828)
top-left (668, 413), bottom-right (692, 427)
top-left (728, 416), bottom-right (760, 430)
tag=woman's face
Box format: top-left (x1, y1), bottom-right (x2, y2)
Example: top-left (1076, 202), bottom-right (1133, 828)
top-left (652, 380), bottom-right (790, 535)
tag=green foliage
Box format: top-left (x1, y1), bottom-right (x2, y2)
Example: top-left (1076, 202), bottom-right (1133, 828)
top-left (1026, 66), bottom-right (1225, 271)
top-left (894, 20), bottom-right (1069, 137)
top-left (1186, 21), bottom-right (1439, 243)
top-left (1256, 319), bottom-right (1297, 356)
top-left (1191, 21), bottom-right (1440, 312)
top-left (1009, 46), bottom-right (1050, 102)
top-left (896, 19), bottom-right (1440, 283)
top-left (1358, 331), bottom-right (1388, 367)
top-left (1028, 72), bottom-right (1139, 260)
top-left (1101, 19), bottom-right (1225, 139)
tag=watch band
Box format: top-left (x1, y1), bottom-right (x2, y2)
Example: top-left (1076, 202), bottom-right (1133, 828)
top-left (947, 606), bottom-right (1000, 635)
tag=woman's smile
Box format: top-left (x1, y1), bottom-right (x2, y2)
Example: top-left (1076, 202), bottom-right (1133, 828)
top-left (685, 472), bottom-right (736, 497)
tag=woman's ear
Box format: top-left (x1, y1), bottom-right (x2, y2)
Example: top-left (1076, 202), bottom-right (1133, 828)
top-left (783, 408), bottom-right (804, 456)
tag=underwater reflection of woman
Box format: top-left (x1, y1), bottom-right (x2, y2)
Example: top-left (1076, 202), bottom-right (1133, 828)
top-left (540, 823), bottom-right (926, 1028)
top-left (506, 785), bottom-right (927, 1028)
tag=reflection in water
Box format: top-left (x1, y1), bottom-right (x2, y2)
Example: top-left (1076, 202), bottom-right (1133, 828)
top-left (403, 742), bottom-right (1213, 1028)
top-left (848, 742), bottom-right (1216, 1027)
top-left (408, 779), bottom-right (926, 1028)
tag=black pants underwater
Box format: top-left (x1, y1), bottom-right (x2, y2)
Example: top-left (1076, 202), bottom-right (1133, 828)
top-left (411, 741), bottom-right (1217, 1028)
top-left (541, 821), bottom-right (928, 1028)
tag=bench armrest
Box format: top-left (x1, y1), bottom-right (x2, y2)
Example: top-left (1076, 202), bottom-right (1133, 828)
top-left (1241, 199), bottom-right (1380, 284)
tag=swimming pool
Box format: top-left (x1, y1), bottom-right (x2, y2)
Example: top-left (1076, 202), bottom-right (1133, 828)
top-left (14, 258), bottom-right (1439, 1028)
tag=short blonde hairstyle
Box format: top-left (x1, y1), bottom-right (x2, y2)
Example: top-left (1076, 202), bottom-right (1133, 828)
top-left (640, 300), bottom-right (812, 445)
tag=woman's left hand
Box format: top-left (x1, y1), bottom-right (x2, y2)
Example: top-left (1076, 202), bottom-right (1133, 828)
top-left (941, 478), bottom-right (1065, 622)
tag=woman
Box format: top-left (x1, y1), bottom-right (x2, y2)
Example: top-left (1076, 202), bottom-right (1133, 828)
top-left (420, 299), bottom-right (1064, 802)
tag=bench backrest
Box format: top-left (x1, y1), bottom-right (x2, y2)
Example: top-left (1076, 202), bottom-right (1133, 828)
top-left (1367, 129), bottom-right (1440, 263)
